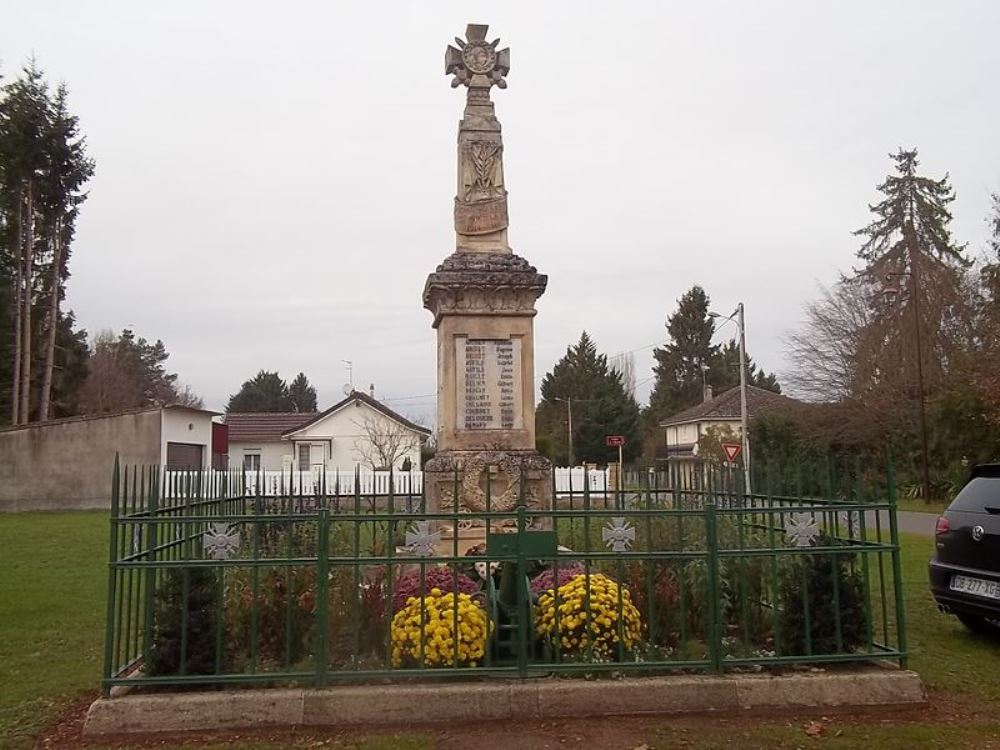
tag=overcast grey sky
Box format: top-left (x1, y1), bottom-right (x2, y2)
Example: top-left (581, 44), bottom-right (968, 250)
top-left (3, 1), bottom-right (999, 424)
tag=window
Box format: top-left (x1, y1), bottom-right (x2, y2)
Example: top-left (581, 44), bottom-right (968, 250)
top-left (949, 476), bottom-right (1000, 513)
top-left (298, 443), bottom-right (311, 469)
top-left (243, 453), bottom-right (261, 472)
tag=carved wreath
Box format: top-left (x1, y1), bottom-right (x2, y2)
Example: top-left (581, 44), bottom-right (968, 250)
top-left (459, 456), bottom-right (525, 512)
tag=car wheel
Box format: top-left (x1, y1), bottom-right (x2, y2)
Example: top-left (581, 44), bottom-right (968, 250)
top-left (957, 613), bottom-right (1000, 636)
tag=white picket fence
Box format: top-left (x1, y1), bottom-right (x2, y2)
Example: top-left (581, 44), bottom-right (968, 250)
top-left (161, 466), bottom-right (612, 498)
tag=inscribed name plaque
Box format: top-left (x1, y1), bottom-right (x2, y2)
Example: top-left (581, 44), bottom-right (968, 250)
top-left (456, 338), bottom-right (523, 430)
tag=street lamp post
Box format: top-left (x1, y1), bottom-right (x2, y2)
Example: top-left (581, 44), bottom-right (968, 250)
top-left (883, 269), bottom-right (931, 502)
top-left (554, 396), bottom-right (574, 467)
top-left (709, 303), bottom-right (752, 495)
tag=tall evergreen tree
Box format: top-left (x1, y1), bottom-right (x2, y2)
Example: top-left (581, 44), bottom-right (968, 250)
top-left (0, 61), bottom-right (92, 424)
top-left (645, 286), bottom-right (778, 439)
top-left (646, 286), bottom-right (715, 426)
top-left (536, 332), bottom-right (642, 464)
top-left (288, 372), bottom-right (317, 412)
top-left (226, 370), bottom-right (294, 413)
top-left (36, 83), bottom-right (94, 420)
top-left (852, 148), bottom-right (971, 395)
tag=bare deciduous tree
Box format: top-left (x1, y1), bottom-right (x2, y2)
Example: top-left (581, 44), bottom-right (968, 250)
top-left (784, 276), bottom-right (876, 402)
top-left (353, 413), bottom-right (420, 470)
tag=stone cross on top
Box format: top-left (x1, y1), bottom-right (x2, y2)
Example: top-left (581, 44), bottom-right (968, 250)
top-left (445, 24), bottom-right (511, 251)
top-left (446, 24), bottom-right (510, 103)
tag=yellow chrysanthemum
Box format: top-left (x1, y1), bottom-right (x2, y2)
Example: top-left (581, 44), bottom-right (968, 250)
top-left (390, 591), bottom-right (491, 668)
top-left (534, 573), bottom-right (643, 659)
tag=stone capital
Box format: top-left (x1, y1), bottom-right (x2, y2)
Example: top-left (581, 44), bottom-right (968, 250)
top-left (423, 251), bottom-right (547, 326)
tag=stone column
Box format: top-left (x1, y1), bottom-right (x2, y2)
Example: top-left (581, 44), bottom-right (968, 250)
top-left (423, 25), bottom-right (552, 550)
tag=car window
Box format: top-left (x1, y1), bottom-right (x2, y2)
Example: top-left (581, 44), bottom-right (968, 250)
top-left (949, 476), bottom-right (1000, 513)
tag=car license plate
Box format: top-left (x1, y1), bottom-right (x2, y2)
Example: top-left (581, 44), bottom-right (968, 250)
top-left (950, 574), bottom-right (1000, 600)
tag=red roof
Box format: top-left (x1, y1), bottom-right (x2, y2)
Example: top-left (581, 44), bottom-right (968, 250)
top-left (224, 412), bottom-right (316, 443)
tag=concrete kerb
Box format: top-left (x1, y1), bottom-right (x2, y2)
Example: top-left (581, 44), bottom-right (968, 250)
top-left (83, 671), bottom-right (926, 737)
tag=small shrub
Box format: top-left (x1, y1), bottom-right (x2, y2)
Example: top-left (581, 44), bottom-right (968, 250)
top-left (148, 567), bottom-right (220, 676)
top-left (622, 561), bottom-right (680, 645)
top-left (226, 565), bottom-right (317, 668)
top-left (777, 534), bottom-right (866, 656)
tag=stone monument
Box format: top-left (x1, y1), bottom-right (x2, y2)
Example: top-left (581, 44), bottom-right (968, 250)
top-left (423, 24), bottom-right (552, 551)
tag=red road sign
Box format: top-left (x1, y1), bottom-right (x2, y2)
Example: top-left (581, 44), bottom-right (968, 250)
top-left (722, 443), bottom-right (742, 462)
top-left (605, 435), bottom-right (626, 447)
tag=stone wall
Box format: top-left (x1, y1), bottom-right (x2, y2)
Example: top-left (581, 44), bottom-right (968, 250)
top-left (0, 410), bottom-right (161, 512)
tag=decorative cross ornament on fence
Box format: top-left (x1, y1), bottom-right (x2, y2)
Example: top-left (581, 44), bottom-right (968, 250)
top-left (602, 517), bottom-right (636, 553)
top-left (838, 510), bottom-right (862, 540)
top-left (203, 523), bottom-right (240, 560)
top-left (784, 513), bottom-right (820, 547)
top-left (405, 521), bottom-right (441, 557)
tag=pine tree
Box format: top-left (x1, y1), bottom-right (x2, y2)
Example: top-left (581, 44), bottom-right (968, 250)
top-left (77, 329), bottom-right (187, 414)
top-left (36, 83), bottom-right (94, 420)
top-left (710, 339), bottom-right (781, 394)
top-left (855, 148), bottom-right (966, 268)
top-left (646, 286), bottom-right (715, 426)
top-left (226, 370), bottom-right (294, 413)
top-left (536, 332), bottom-right (642, 464)
top-left (288, 372), bottom-right (317, 412)
top-left (0, 61), bottom-right (93, 424)
top-left (852, 148), bottom-right (971, 398)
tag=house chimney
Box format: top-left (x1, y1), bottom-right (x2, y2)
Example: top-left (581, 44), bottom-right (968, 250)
top-left (703, 384), bottom-right (713, 403)
top-left (369, 383), bottom-right (376, 399)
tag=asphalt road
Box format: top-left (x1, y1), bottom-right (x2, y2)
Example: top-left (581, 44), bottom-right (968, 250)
top-left (866, 509), bottom-right (938, 537)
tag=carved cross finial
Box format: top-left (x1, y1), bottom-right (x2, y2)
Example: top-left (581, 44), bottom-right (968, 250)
top-left (445, 23), bottom-right (510, 95)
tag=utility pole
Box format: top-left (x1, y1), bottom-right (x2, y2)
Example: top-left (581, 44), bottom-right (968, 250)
top-left (736, 303), bottom-right (752, 496)
top-left (710, 304), bottom-right (752, 495)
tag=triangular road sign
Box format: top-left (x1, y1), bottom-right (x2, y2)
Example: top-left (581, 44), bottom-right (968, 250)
top-left (722, 443), bottom-right (742, 463)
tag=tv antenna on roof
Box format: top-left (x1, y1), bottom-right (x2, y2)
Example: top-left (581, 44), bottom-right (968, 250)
top-left (342, 360), bottom-right (354, 395)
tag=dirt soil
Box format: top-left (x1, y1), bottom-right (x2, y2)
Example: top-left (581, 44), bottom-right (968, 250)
top-left (35, 689), bottom-right (1000, 750)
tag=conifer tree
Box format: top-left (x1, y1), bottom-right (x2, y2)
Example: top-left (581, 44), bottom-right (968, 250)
top-left (852, 148), bottom-right (970, 395)
top-left (227, 370), bottom-right (295, 413)
top-left (645, 286), bottom-right (778, 436)
top-left (536, 332), bottom-right (642, 464)
top-left (0, 61), bottom-right (93, 424)
top-left (288, 372), bottom-right (318, 412)
top-left (646, 286), bottom-right (715, 425)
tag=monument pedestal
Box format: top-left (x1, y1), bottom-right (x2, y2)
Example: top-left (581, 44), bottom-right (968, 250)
top-left (422, 25), bottom-right (551, 537)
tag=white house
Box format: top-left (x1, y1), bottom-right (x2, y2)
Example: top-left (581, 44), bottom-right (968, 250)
top-left (657, 385), bottom-right (800, 473)
top-left (226, 390), bottom-right (431, 474)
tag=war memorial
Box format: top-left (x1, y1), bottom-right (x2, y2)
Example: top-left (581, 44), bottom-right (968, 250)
top-left (83, 24), bottom-right (922, 738)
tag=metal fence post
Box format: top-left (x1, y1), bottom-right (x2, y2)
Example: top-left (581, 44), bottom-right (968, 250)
top-left (101, 455), bottom-right (122, 696)
top-left (316, 508), bottom-right (330, 685)
top-left (705, 501), bottom-right (723, 673)
top-left (886, 449), bottom-right (908, 668)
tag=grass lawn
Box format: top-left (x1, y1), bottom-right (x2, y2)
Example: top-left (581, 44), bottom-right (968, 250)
top-left (1, 513), bottom-right (999, 749)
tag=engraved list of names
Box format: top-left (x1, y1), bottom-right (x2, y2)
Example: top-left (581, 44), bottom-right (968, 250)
top-left (456, 338), bottom-right (523, 431)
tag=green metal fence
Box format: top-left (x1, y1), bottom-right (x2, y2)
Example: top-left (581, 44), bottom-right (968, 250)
top-left (102, 457), bottom-right (907, 694)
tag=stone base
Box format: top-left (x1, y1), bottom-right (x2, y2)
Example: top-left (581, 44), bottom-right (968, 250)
top-left (83, 670), bottom-right (926, 737)
top-left (423, 450), bottom-right (553, 522)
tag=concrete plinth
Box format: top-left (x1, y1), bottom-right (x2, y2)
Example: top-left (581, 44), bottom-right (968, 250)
top-left (83, 670), bottom-right (926, 737)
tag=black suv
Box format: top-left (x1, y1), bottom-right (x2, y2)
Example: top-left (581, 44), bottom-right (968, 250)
top-left (929, 464), bottom-right (1000, 634)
